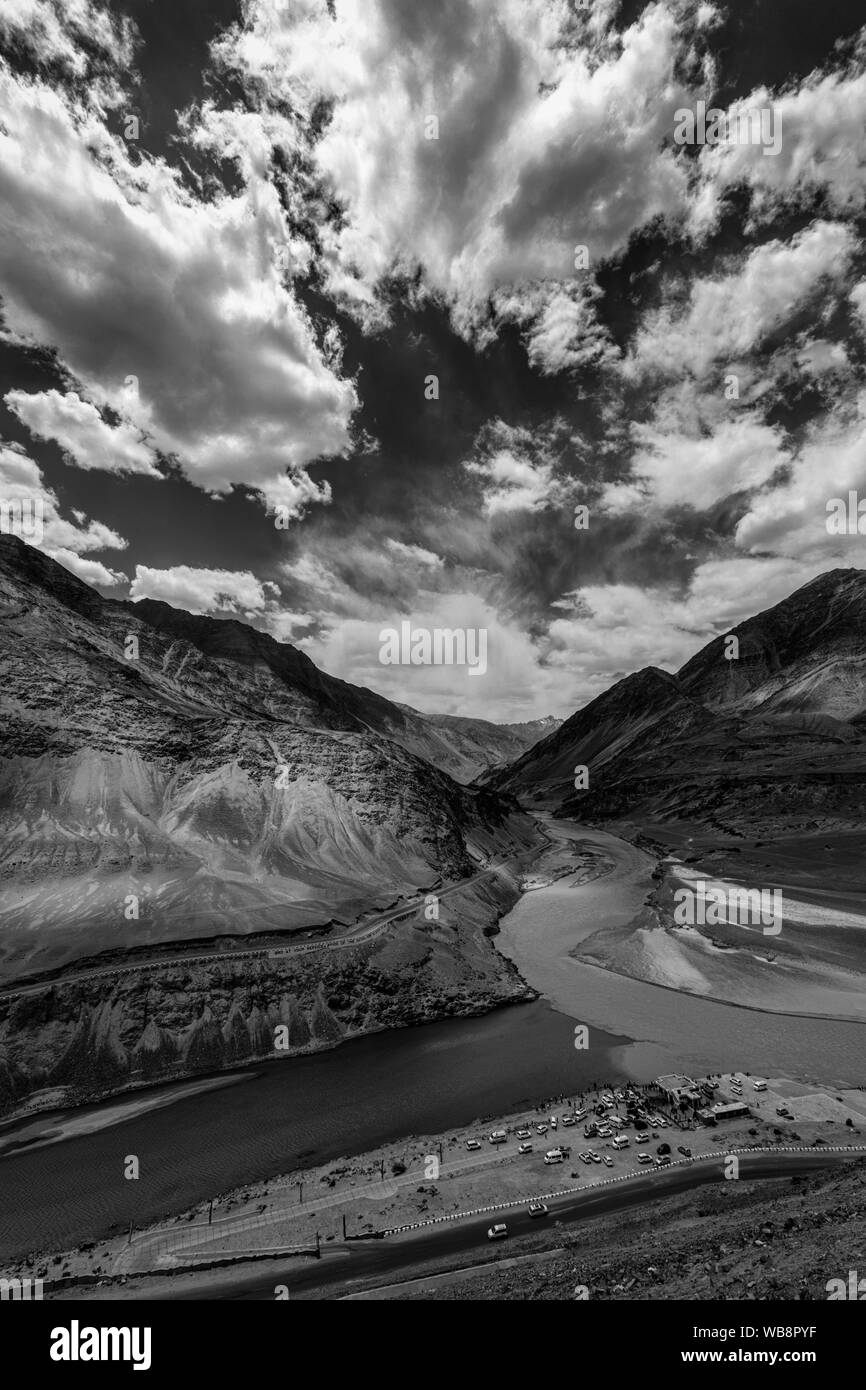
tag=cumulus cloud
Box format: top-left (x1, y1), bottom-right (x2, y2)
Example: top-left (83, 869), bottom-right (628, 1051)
top-left (734, 392), bottom-right (866, 563)
top-left (602, 414), bottom-right (788, 514)
top-left (0, 441), bottom-right (127, 583)
top-left (0, 60), bottom-right (357, 518)
top-left (625, 221), bottom-right (857, 380)
top-left (463, 420), bottom-right (568, 516)
top-left (211, 0), bottom-right (695, 346)
top-left (5, 389), bottom-right (160, 476)
top-left (688, 66), bottom-right (866, 234)
top-left (0, 0), bottom-right (134, 77)
top-left (128, 565), bottom-right (270, 615)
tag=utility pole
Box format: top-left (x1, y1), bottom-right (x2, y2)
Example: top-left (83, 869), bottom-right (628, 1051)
top-left (297, 1181), bottom-right (303, 1205)
top-left (342, 1213), bottom-right (347, 1240)
top-left (208, 1201), bottom-right (213, 1227)
top-left (380, 1159), bottom-right (385, 1182)
top-left (315, 1230), bottom-right (320, 1259)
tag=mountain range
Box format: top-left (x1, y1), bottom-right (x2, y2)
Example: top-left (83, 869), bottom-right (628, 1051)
top-left (487, 568), bottom-right (866, 839)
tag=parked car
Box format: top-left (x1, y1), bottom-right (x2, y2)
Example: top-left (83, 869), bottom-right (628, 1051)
top-left (590, 1153), bottom-right (602, 1164)
top-left (562, 1115), bottom-right (576, 1127)
top-left (488, 1130), bottom-right (507, 1145)
top-left (637, 1153), bottom-right (653, 1164)
top-left (603, 1155), bottom-right (614, 1167)
top-left (518, 1142), bottom-right (533, 1154)
top-left (536, 1123), bottom-right (549, 1135)
top-left (528, 1203), bottom-right (549, 1218)
top-left (580, 1153), bottom-right (593, 1164)
top-left (465, 1139), bottom-right (481, 1151)
top-left (635, 1134), bottom-right (650, 1144)
top-left (516, 1129), bottom-right (531, 1140)
top-left (677, 1145), bottom-right (692, 1157)
top-left (487, 1224), bottom-right (508, 1240)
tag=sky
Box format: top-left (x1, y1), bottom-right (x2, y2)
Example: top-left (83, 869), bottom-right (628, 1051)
top-left (1, 0), bottom-right (866, 721)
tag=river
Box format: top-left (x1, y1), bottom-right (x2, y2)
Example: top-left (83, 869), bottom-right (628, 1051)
top-left (1, 815), bottom-right (863, 1261)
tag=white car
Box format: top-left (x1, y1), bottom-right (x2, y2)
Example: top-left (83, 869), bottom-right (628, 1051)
top-left (562, 1115), bottom-right (576, 1127)
top-left (515, 1129), bottom-right (531, 1140)
top-left (528, 1203), bottom-right (549, 1218)
top-left (487, 1224), bottom-right (508, 1240)
top-left (536, 1123), bottom-right (549, 1135)
top-left (635, 1134), bottom-right (650, 1144)
top-left (518, 1142), bottom-right (533, 1154)
top-left (603, 1155), bottom-right (614, 1167)
top-left (637, 1153), bottom-right (653, 1165)
top-left (465, 1139), bottom-right (481, 1151)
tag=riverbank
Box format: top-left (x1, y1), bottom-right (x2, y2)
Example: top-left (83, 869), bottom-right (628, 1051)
top-left (13, 1070), bottom-right (865, 1298)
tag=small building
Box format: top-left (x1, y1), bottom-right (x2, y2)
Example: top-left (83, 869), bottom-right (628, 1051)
top-left (698, 1101), bottom-right (751, 1124)
top-left (656, 1073), bottom-right (701, 1105)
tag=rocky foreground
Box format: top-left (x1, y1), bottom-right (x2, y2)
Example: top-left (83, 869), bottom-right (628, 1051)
top-left (398, 1161), bottom-right (866, 1301)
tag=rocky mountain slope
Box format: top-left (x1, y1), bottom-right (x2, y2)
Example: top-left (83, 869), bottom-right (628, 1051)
top-left (397, 706), bottom-right (560, 782)
top-left (0, 536), bottom-right (550, 1112)
top-left (397, 1159), bottom-right (866, 1302)
top-left (487, 570), bottom-right (866, 836)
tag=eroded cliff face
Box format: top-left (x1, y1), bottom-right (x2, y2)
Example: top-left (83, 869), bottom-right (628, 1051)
top-left (0, 871), bottom-right (533, 1115)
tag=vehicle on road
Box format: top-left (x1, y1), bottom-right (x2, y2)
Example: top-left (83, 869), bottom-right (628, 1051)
top-left (536, 1123), bottom-right (549, 1135)
top-left (574, 1109), bottom-right (587, 1121)
top-left (550, 1117), bottom-right (558, 1129)
top-left (544, 1149), bottom-right (564, 1164)
top-left (516, 1129), bottom-right (531, 1139)
top-left (612, 1135), bottom-right (630, 1150)
top-left (580, 1153), bottom-right (593, 1164)
top-left (603, 1155), bottom-right (614, 1167)
top-left (562, 1116), bottom-right (576, 1127)
top-left (528, 1203), bottom-right (549, 1218)
top-left (465, 1139), bottom-right (481, 1151)
top-left (776, 1107), bottom-right (791, 1118)
top-left (518, 1142), bottom-right (533, 1154)
top-left (590, 1153), bottom-right (602, 1164)
top-left (638, 1153), bottom-right (653, 1164)
top-left (489, 1130), bottom-right (507, 1145)
top-left (487, 1224), bottom-right (508, 1241)
top-left (635, 1134), bottom-right (650, 1144)
top-left (677, 1145), bottom-right (692, 1157)
top-left (753, 1081), bottom-right (767, 1092)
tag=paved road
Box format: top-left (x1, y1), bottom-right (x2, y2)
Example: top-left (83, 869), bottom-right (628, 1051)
top-left (126, 1148), bottom-right (862, 1300)
top-left (0, 859), bottom-right (514, 1004)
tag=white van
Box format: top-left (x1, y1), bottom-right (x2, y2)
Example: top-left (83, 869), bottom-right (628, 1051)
top-left (612, 1135), bottom-right (629, 1150)
top-left (752, 1081), bottom-right (767, 1092)
top-left (488, 1130), bottom-right (507, 1144)
top-left (544, 1149), bottom-right (564, 1164)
